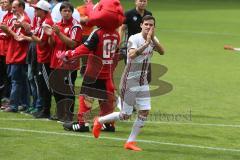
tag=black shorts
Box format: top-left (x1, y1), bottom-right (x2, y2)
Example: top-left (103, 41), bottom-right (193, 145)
top-left (80, 79), bottom-right (109, 100)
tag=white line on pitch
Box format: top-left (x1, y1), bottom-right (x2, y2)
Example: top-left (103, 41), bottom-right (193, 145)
top-left (1, 118), bottom-right (240, 128)
top-left (0, 127), bottom-right (240, 153)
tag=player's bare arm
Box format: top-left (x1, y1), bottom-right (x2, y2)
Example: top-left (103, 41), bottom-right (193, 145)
top-left (119, 24), bottom-right (127, 43)
top-left (0, 24), bottom-right (25, 41)
top-left (128, 42), bottom-right (150, 59)
top-left (15, 34), bottom-right (32, 42)
top-left (153, 37), bottom-right (164, 55)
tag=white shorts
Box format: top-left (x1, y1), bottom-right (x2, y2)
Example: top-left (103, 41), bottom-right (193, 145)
top-left (120, 84), bottom-right (151, 115)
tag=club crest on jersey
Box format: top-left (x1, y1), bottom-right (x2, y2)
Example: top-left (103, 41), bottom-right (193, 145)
top-left (64, 28), bottom-right (70, 33)
top-left (133, 16), bottom-right (138, 21)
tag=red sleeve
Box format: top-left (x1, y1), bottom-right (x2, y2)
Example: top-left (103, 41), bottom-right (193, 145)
top-left (0, 32), bottom-right (9, 40)
top-left (67, 44), bottom-right (91, 60)
top-left (70, 25), bottom-right (82, 43)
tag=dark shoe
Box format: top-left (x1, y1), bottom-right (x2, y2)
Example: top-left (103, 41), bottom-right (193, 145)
top-left (102, 123), bottom-right (115, 132)
top-left (1, 98), bottom-right (10, 105)
top-left (22, 107), bottom-right (38, 115)
top-left (3, 107), bottom-right (18, 113)
top-left (33, 110), bottom-right (50, 118)
top-left (48, 115), bottom-right (59, 121)
top-left (29, 108), bottom-right (40, 115)
top-left (18, 105), bottom-right (27, 112)
top-left (63, 122), bottom-right (90, 132)
top-left (1, 99), bottom-right (10, 110)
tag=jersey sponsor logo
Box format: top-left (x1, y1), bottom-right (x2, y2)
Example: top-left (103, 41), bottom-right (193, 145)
top-left (133, 16), bottom-right (137, 21)
top-left (64, 27), bottom-right (70, 33)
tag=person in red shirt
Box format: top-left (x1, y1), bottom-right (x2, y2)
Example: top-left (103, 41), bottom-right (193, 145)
top-left (0, 0), bottom-right (12, 109)
top-left (0, 0), bottom-right (31, 112)
top-left (47, 1), bottom-right (83, 122)
top-left (23, 0), bottom-right (53, 118)
top-left (60, 0), bottom-right (124, 132)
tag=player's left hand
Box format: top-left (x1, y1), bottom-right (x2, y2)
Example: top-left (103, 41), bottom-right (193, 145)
top-left (151, 27), bottom-right (155, 40)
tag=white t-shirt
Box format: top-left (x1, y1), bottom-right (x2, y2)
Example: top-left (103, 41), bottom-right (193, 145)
top-left (0, 7), bottom-right (6, 22)
top-left (51, 2), bottom-right (80, 23)
top-left (124, 33), bottom-right (157, 80)
top-left (24, 2), bottom-right (35, 24)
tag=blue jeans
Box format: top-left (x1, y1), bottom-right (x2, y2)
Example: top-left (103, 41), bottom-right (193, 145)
top-left (8, 64), bottom-right (30, 110)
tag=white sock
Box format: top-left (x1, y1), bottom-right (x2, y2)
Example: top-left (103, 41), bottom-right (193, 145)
top-left (127, 115), bottom-right (147, 143)
top-left (98, 112), bottom-right (120, 124)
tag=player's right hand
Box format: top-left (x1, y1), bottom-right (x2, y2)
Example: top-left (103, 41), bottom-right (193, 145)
top-left (146, 27), bottom-right (153, 44)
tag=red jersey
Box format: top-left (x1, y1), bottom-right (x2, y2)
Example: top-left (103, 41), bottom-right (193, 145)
top-left (31, 15), bottom-right (39, 32)
top-left (6, 13), bottom-right (31, 64)
top-left (83, 28), bottom-right (120, 79)
top-left (34, 14), bottom-right (53, 63)
top-left (0, 11), bottom-right (13, 56)
top-left (50, 17), bottom-right (82, 70)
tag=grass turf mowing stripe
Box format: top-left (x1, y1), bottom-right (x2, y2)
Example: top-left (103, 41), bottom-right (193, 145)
top-left (0, 127), bottom-right (240, 153)
top-left (160, 29), bottom-right (240, 37)
top-left (1, 118), bottom-right (240, 128)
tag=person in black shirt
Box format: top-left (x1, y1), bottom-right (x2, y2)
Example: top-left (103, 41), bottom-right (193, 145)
top-left (119, 0), bottom-right (152, 83)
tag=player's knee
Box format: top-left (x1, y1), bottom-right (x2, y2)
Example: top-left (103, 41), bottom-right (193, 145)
top-left (138, 110), bottom-right (149, 117)
top-left (119, 113), bottom-right (131, 120)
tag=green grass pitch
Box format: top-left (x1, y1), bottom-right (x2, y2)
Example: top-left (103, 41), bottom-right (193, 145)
top-left (1, 0), bottom-right (240, 159)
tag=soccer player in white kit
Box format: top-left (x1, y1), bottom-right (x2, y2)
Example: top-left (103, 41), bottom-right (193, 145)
top-left (92, 15), bottom-right (165, 151)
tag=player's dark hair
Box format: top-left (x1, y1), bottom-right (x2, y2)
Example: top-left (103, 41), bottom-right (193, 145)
top-left (60, 1), bottom-right (73, 13)
top-left (142, 15), bottom-right (155, 26)
top-left (17, 0), bottom-right (25, 9)
top-left (9, 0), bottom-right (14, 4)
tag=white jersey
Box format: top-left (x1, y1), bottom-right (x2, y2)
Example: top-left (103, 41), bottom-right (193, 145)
top-left (122, 33), bottom-right (157, 85)
top-left (51, 3), bottom-right (80, 23)
top-left (119, 33), bottom-right (158, 113)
